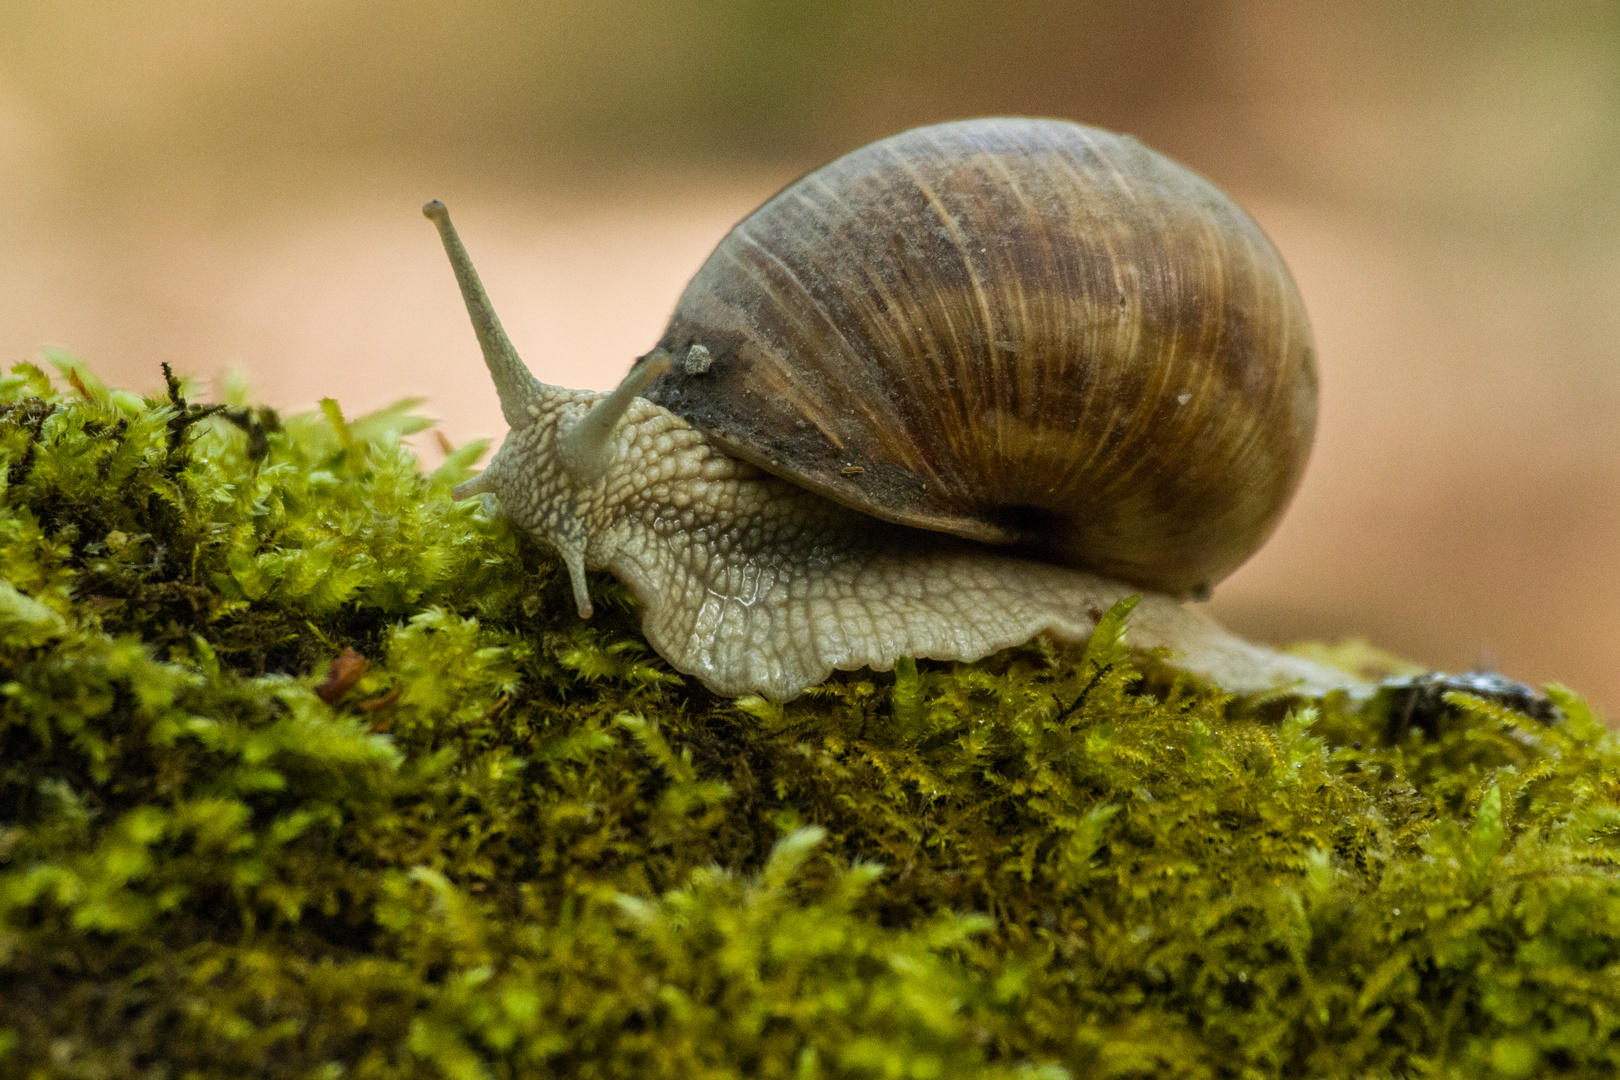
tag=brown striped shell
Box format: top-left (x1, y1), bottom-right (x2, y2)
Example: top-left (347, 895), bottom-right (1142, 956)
top-left (636, 117), bottom-right (1316, 597)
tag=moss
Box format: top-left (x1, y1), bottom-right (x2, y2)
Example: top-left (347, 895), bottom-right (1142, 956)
top-left (1, 356), bottom-right (1617, 1079)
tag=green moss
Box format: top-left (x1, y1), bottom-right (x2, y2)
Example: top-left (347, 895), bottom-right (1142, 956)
top-left (2, 357), bottom-right (1618, 1079)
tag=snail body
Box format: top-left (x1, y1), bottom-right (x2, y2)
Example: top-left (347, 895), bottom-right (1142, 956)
top-left (429, 117), bottom-right (1353, 700)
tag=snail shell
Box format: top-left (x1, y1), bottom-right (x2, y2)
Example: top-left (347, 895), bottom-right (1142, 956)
top-left (641, 117), bottom-right (1317, 597)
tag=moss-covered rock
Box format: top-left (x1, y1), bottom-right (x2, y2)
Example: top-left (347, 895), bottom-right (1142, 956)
top-left (1, 356), bottom-right (1617, 1079)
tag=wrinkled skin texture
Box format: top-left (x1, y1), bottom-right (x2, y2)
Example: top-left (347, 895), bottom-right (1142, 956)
top-left (463, 389), bottom-right (1352, 700)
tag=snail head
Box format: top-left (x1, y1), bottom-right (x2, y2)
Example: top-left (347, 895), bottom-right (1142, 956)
top-left (425, 199), bottom-right (670, 618)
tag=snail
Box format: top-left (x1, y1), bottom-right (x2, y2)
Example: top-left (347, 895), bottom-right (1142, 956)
top-left (428, 116), bottom-right (1360, 701)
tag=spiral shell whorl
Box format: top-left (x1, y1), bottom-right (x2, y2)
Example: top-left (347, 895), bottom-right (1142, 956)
top-left (641, 117), bottom-right (1316, 596)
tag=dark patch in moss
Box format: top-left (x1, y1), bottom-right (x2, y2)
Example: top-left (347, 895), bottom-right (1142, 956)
top-left (0, 359), bottom-right (1617, 1079)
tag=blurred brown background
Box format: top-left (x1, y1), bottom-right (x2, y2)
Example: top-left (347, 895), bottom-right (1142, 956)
top-left (2, 0), bottom-right (1617, 712)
